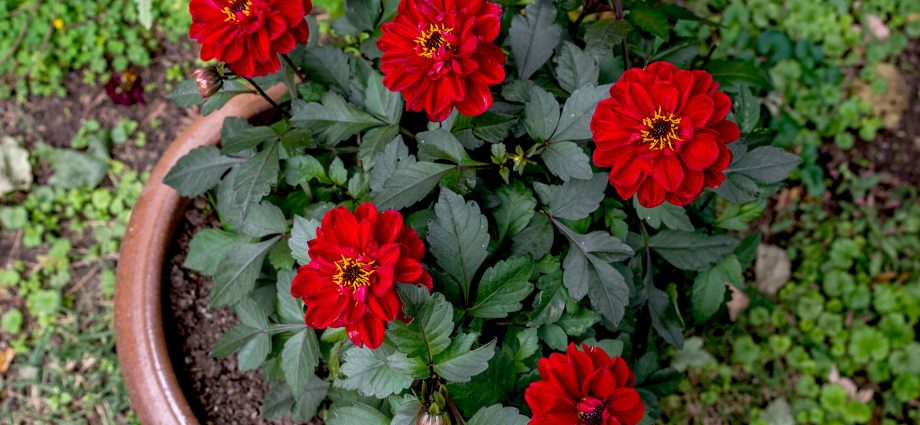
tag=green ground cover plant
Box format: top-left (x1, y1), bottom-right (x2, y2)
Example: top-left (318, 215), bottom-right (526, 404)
top-left (0, 0), bottom-right (190, 99)
top-left (0, 122), bottom-right (145, 424)
top-left (681, 0), bottom-right (919, 195)
top-left (664, 175), bottom-right (920, 424)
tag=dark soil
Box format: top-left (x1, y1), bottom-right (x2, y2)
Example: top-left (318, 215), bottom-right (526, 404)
top-left (853, 39), bottom-right (920, 187)
top-left (165, 198), bottom-right (299, 425)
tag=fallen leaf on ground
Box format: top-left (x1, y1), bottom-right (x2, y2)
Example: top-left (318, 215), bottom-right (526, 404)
top-left (0, 347), bottom-right (15, 374)
top-left (756, 244), bottom-right (791, 296)
top-left (727, 284), bottom-right (750, 321)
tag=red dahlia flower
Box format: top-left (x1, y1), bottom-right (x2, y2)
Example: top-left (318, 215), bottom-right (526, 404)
top-left (189, 0), bottom-right (312, 78)
top-left (525, 344), bottom-right (645, 425)
top-left (291, 203), bottom-right (432, 349)
top-left (590, 62), bottom-right (740, 208)
top-left (377, 0), bottom-right (506, 122)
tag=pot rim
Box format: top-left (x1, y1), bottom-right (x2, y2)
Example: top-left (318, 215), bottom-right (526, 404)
top-left (114, 85), bottom-right (287, 425)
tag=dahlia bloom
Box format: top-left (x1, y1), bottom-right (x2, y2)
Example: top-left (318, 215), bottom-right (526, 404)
top-left (525, 344), bottom-right (645, 425)
top-left (291, 203), bottom-right (432, 349)
top-left (590, 62), bottom-right (740, 207)
top-left (377, 0), bottom-right (506, 122)
top-left (189, 0), bottom-right (312, 78)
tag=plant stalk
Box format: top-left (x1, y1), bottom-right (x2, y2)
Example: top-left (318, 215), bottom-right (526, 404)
top-left (242, 76), bottom-right (291, 118)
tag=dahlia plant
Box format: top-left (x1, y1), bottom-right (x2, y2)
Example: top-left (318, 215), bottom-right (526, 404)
top-left (165, 0), bottom-right (800, 423)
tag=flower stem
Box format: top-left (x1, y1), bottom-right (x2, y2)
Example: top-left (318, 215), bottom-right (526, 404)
top-left (281, 54), bottom-right (308, 82)
top-left (242, 76), bottom-right (291, 118)
top-left (610, 0), bottom-right (630, 69)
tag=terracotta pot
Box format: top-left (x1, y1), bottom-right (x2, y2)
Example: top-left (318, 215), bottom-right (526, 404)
top-left (114, 85), bottom-right (287, 425)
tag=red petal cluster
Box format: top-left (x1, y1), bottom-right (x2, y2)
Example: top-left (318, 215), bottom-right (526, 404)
top-left (189, 0), bottom-right (311, 78)
top-left (377, 0), bottom-right (506, 122)
top-left (525, 344), bottom-right (645, 425)
top-left (291, 203), bottom-right (432, 349)
top-left (590, 62), bottom-right (740, 207)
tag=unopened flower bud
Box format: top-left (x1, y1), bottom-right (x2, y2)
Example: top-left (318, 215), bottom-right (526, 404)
top-left (416, 411), bottom-right (451, 425)
top-left (192, 66), bottom-right (223, 98)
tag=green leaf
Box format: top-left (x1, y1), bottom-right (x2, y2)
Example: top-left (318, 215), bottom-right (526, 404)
top-left (368, 135), bottom-right (412, 192)
top-left (184, 229), bottom-right (248, 276)
top-left (417, 129), bottom-right (468, 164)
top-left (648, 286), bottom-right (684, 348)
top-left (539, 324), bottom-right (568, 350)
top-left (511, 213), bottom-right (554, 260)
top-left (492, 181), bottom-right (537, 243)
top-left (509, 0), bottom-right (562, 79)
top-left (291, 93), bottom-right (383, 146)
top-left (535, 173), bottom-right (607, 220)
top-left (232, 143), bottom-right (280, 220)
top-left (433, 338), bottom-right (496, 383)
top-left (734, 85), bottom-right (760, 134)
top-left (364, 72), bottom-right (403, 125)
top-left (343, 0), bottom-right (381, 33)
top-left (46, 148), bottom-right (108, 190)
top-left (297, 46), bottom-right (351, 92)
top-left (293, 376), bottom-right (330, 421)
top-left (240, 202), bottom-right (287, 238)
top-left (390, 396), bottom-right (423, 425)
top-left (691, 255), bottom-right (742, 323)
top-left (528, 271), bottom-right (567, 327)
top-left (551, 84), bottom-right (610, 143)
top-left (211, 237), bottom-right (278, 306)
top-left (235, 297), bottom-right (269, 328)
top-left (428, 189), bottom-right (490, 303)
top-left (327, 403), bottom-right (389, 425)
top-left (727, 146), bottom-right (801, 184)
top-left (503, 327), bottom-right (539, 370)
top-left (163, 146), bottom-right (240, 197)
top-left (468, 405), bottom-right (529, 425)
top-left (558, 308), bottom-right (600, 336)
top-left (469, 257), bottom-right (534, 319)
top-left (556, 42), bottom-right (599, 93)
top-left (338, 345), bottom-right (414, 398)
top-left (542, 141), bottom-right (593, 181)
top-left (648, 230), bottom-right (739, 271)
top-left (276, 270), bottom-right (303, 324)
top-left (222, 121), bottom-right (278, 154)
top-left (261, 384), bottom-right (294, 421)
top-left (328, 157), bottom-right (348, 186)
top-left (633, 199), bottom-right (694, 231)
top-left (524, 86), bottom-right (560, 142)
top-left (467, 112), bottom-right (517, 144)
top-left (558, 225), bottom-right (633, 325)
top-left (211, 324), bottom-right (261, 358)
top-left (282, 329), bottom-right (321, 394)
top-left (704, 60), bottom-right (771, 89)
top-left (284, 155), bottom-right (327, 186)
top-left (374, 162), bottom-right (453, 210)
top-left (445, 351), bottom-right (516, 417)
top-left (388, 292), bottom-right (454, 359)
top-left (168, 79), bottom-right (203, 107)
top-left (238, 332), bottom-right (271, 371)
top-left (289, 216), bottom-right (320, 265)
top-left (629, 8), bottom-right (670, 41)
top-left (585, 19), bottom-right (630, 62)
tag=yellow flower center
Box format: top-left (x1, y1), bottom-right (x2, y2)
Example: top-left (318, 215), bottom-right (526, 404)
top-left (640, 108), bottom-right (682, 150)
top-left (332, 256), bottom-right (376, 289)
top-left (222, 0), bottom-right (253, 22)
top-left (415, 23), bottom-right (453, 58)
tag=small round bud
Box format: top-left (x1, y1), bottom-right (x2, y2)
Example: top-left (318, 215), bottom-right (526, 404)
top-left (192, 66), bottom-right (223, 98)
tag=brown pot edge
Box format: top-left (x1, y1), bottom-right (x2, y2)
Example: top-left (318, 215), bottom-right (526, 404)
top-left (114, 84), bottom-right (288, 425)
